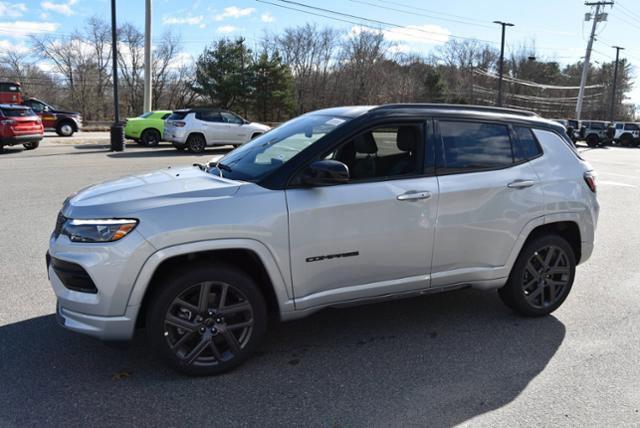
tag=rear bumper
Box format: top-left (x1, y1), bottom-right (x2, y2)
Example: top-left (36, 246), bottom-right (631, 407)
top-left (163, 129), bottom-right (187, 144)
top-left (0, 134), bottom-right (43, 145)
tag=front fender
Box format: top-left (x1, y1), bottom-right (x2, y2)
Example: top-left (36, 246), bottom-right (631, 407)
top-left (125, 238), bottom-right (295, 317)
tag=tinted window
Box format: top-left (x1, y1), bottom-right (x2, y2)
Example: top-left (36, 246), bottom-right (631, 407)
top-left (438, 121), bottom-right (513, 173)
top-left (0, 107), bottom-right (35, 117)
top-left (514, 126), bottom-right (542, 161)
top-left (325, 124), bottom-right (423, 181)
top-left (196, 111), bottom-right (222, 122)
top-left (616, 123), bottom-right (624, 129)
top-left (161, 113), bottom-right (171, 120)
top-left (167, 111), bottom-right (188, 121)
top-left (589, 122), bottom-right (605, 130)
top-left (220, 112), bottom-right (243, 124)
top-left (0, 83), bottom-right (20, 92)
top-left (624, 123), bottom-right (639, 131)
top-left (26, 101), bottom-right (44, 112)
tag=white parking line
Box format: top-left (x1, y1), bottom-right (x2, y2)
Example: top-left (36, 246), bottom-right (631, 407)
top-left (598, 180), bottom-right (637, 188)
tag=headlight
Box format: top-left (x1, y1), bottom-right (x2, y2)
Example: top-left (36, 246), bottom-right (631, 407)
top-left (61, 219), bottom-right (138, 243)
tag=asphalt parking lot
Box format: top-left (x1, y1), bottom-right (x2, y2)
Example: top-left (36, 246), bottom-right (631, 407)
top-left (0, 139), bottom-right (639, 426)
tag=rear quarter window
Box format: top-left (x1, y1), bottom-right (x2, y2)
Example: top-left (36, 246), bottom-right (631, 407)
top-left (513, 126), bottom-right (543, 162)
top-left (167, 112), bottom-right (188, 121)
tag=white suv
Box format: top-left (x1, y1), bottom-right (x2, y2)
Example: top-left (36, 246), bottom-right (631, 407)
top-left (47, 104), bottom-right (599, 376)
top-left (163, 108), bottom-right (270, 153)
top-left (612, 122), bottom-right (640, 146)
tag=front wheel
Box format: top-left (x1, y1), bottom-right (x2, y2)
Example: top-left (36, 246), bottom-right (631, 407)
top-left (23, 141), bottom-right (39, 150)
top-left (146, 263), bottom-right (268, 376)
top-left (585, 134), bottom-right (598, 148)
top-left (498, 235), bottom-right (576, 317)
top-left (56, 122), bottom-right (75, 137)
top-left (186, 134), bottom-right (207, 154)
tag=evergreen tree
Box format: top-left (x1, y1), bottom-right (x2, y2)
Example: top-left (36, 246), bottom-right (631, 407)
top-left (250, 50), bottom-right (294, 121)
top-left (193, 38), bottom-right (252, 111)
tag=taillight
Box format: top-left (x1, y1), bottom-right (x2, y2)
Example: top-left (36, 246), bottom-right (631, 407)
top-left (174, 121), bottom-right (186, 127)
top-left (0, 119), bottom-right (16, 125)
top-left (584, 171), bottom-right (597, 193)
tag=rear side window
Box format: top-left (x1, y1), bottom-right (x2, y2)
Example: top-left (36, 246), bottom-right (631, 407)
top-left (167, 111), bottom-right (188, 121)
top-left (0, 108), bottom-right (34, 117)
top-left (624, 123), bottom-right (639, 131)
top-left (438, 121), bottom-right (513, 173)
top-left (513, 126), bottom-right (542, 162)
top-left (161, 113), bottom-right (171, 120)
top-left (195, 111), bottom-right (222, 122)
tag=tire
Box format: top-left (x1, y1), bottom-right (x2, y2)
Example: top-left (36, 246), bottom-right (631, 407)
top-left (146, 262), bottom-right (268, 376)
top-left (498, 235), bottom-right (576, 317)
top-left (56, 121), bottom-right (75, 137)
top-left (585, 134), bottom-right (598, 148)
top-left (186, 134), bottom-right (207, 154)
top-left (140, 128), bottom-right (161, 147)
top-left (23, 141), bottom-right (39, 150)
top-left (620, 134), bottom-right (632, 147)
top-left (172, 142), bottom-right (186, 151)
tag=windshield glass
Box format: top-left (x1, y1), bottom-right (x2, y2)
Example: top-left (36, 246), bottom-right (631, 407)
top-left (210, 113), bottom-right (350, 182)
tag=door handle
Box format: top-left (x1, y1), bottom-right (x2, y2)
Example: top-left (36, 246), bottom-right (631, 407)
top-left (397, 190), bottom-right (432, 201)
top-left (507, 179), bottom-right (536, 189)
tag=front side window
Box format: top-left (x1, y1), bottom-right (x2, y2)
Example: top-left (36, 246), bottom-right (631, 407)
top-left (616, 123), bottom-right (624, 129)
top-left (27, 101), bottom-right (45, 113)
top-left (513, 126), bottom-right (542, 162)
top-left (221, 112), bottom-right (243, 124)
top-left (438, 121), bottom-right (513, 173)
top-left (323, 124), bottom-right (423, 181)
top-left (211, 113), bottom-right (351, 182)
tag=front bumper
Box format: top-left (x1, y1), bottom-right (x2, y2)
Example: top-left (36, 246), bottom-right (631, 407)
top-left (0, 134), bottom-right (43, 145)
top-left (47, 229), bottom-right (156, 341)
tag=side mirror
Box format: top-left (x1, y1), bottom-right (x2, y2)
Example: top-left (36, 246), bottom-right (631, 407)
top-left (43, 106), bottom-right (50, 112)
top-left (301, 160), bottom-right (349, 186)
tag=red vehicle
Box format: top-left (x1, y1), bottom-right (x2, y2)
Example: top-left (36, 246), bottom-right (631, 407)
top-left (0, 104), bottom-right (44, 152)
top-left (0, 81), bottom-right (23, 104)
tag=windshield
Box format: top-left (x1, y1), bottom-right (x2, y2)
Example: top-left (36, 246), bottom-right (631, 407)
top-left (210, 113), bottom-right (350, 182)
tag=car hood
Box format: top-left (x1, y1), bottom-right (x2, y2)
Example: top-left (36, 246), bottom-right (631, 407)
top-left (62, 166), bottom-right (243, 218)
top-left (250, 122), bottom-right (271, 131)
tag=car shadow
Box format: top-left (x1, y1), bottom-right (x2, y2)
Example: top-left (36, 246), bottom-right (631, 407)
top-left (0, 289), bottom-right (565, 426)
top-left (106, 146), bottom-right (233, 158)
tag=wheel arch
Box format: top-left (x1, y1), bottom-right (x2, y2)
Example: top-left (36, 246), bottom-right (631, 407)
top-left (130, 240), bottom-right (293, 328)
top-left (187, 131), bottom-right (206, 142)
top-left (522, 221), bottom-right (581, 263)
top-left (58, 118), bottom-right (78, 131)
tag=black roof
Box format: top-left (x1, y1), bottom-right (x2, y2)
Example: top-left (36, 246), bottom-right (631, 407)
top-left (309, 103), bottom-right (540, 119)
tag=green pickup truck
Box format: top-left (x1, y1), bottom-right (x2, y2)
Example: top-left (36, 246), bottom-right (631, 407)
top-left (124, 110), bottom-right (172, 146)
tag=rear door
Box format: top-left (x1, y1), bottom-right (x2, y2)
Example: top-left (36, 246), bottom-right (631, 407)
top-left (195, 111), bottom-right (226, 144)
top-left (431, 119), bottom-right (544, 287)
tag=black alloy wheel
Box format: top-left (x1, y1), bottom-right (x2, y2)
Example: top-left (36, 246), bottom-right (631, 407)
top-left (499, 235), bottom-right (576, 317)
top-left (147, 263), bottom-right (267, 376)
top-left (187, 134), bottom-right (207, 153)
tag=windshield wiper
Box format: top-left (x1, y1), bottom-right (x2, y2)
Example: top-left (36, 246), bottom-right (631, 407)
top-left (207, 161), bottom-right (232, 178)
top-left (193, 163), bottom-right (207, 171)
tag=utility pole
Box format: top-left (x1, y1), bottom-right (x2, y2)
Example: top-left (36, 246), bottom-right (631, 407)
top-left (608, 45), bottom-right (624, 123)
top-left (110, 0), bottom-right (124, 151)
top-left (493, 21), bottom-right (514, 107)
top-left (576, 1), bottom-right (614, 120)
top-left (143, 0), bottom-right (152, 113)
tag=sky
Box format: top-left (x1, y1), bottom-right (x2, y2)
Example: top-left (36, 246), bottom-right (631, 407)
top-left (0, 0), bottom-right (639, 107)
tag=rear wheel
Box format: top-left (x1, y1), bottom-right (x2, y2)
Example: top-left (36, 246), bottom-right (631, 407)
top-left (499, 235), bottom-right (576, 317)
top-left (187, 134), bottom-right (207, 154)
top-left (172, 142), bottom-right (186, 151)
top-left (56, 121), bottom-right (75, 137)
top-left (585, 134), bottom-right (598, 148)
top-left (140, 128), bottom-right (161, 147)
top-left (146, 263), bottom-right (268, 376)
top-left (621, 134), bottom-right (633, 147)
top-left (23, 141), bottom-right (39, 150)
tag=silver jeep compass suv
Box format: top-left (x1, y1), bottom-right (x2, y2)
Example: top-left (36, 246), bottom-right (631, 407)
top-left (47, 104), bottom-right (599, 376)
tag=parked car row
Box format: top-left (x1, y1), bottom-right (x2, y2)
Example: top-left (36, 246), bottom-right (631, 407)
top-left (125, 107), bottom-right (271, 153)
top-left (553, 118), bottom-right (640, 148)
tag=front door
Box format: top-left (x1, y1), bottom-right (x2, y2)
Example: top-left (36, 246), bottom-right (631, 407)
top-left (286, 122), bottom-right (438, 310)
top-left (220, 112), bottom-right (247, 144)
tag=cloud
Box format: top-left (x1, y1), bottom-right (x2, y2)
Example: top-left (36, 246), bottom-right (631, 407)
top-left (0, 39), bottom-right (29, 53)
top-left (261, 13), bottom-right (274, 23)
top-left (168, 52), bottom-right (194, 70)
top-left (163, 15), bottom-right (205, 28)
top-left (0, 2), bottom-right (27, 17)
top-left (214, 6), bottom-right (255, 21)
top-left (217, 25), bottom-right (237, 34)
top-left (0, 20), bottom-right (59, 37)
top-left (41, 0), bottom-right (76, 16)
top-left (351, 23), bottom-right (450, 46)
